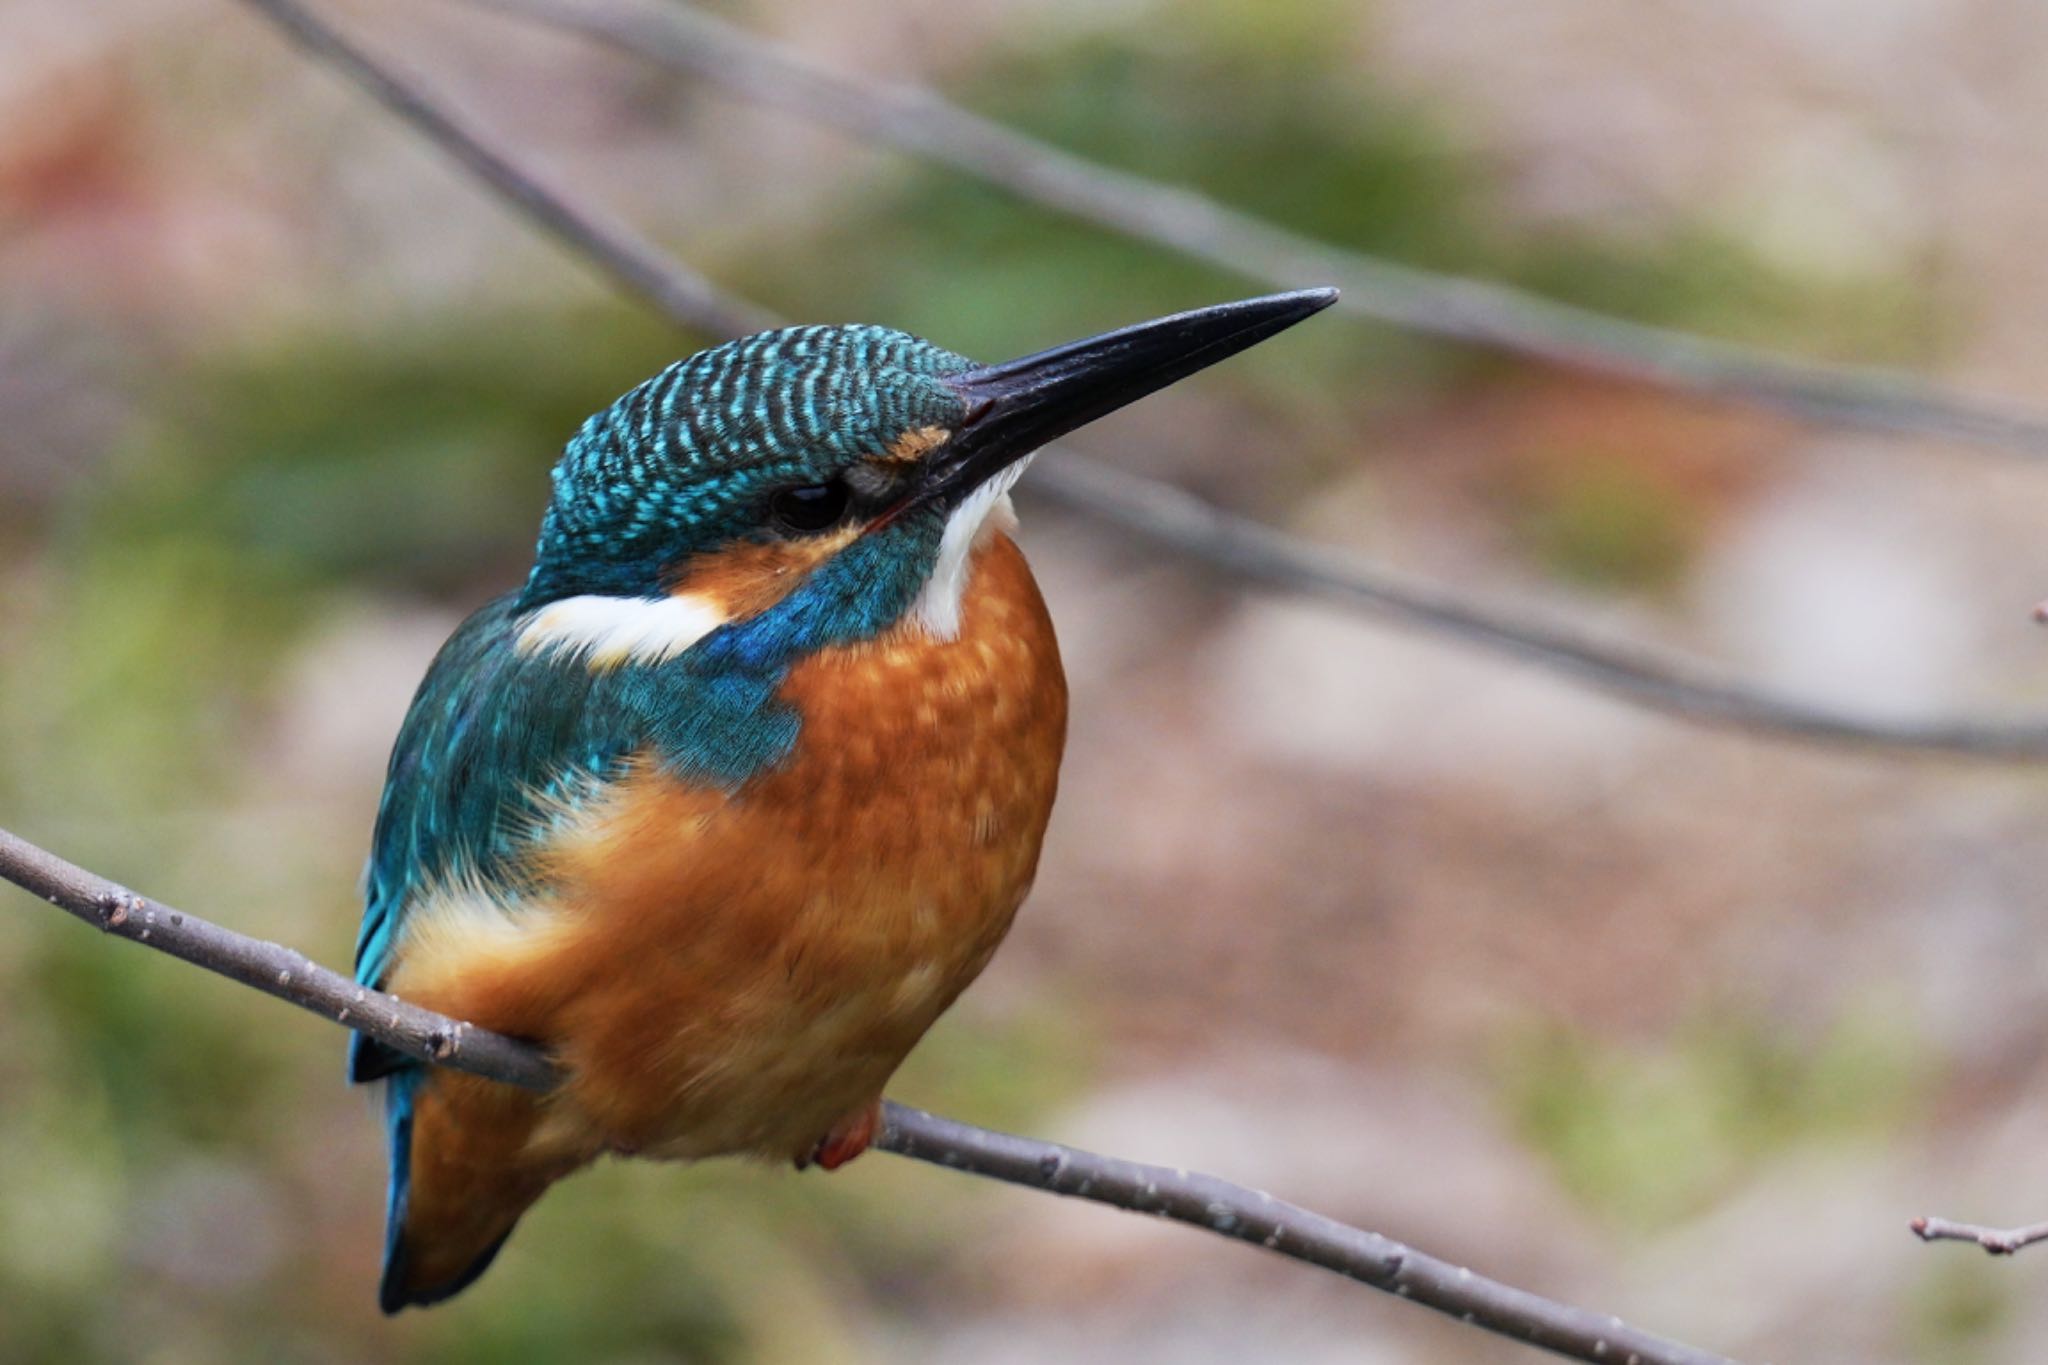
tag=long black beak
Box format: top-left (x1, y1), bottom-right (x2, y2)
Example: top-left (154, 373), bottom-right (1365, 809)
top-left (922, 288), bottom-right (1338, 509)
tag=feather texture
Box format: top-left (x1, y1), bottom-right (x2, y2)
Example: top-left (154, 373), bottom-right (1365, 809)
top-left (360, 532), bottom-right (1064, 1308)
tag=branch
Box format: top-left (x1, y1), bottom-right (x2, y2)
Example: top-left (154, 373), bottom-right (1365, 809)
top-left (886, 1105), bottom-right (1735, 1364)
top-left (1035, 455), bottom-right (2048, 761)
top-left (1911, 1215), bottom-right (2048, 1256)
top-left (0, 826), bottom-right (559, 1090)
top-left (240, 0), bottom-right (774, 339)
top-left (478, 0), bottom-right (2048, 461)
top-left (1, 824), bottom-right (1736, 1364)
top-left (234, 0), bottom-right (2048, 764)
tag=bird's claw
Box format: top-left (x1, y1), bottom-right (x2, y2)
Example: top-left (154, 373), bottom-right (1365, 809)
top-left (799, 1099), bottom-right (881, 1172)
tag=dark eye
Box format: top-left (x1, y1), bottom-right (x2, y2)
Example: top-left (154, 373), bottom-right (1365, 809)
top-left (769, 480), bottom-right (851, 535)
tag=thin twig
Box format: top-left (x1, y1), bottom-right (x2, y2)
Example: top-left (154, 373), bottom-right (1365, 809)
top-left (238, 0), bottom-right (774, 339)
top-left (236, 0), bottom-right (2048, 764)
top-left (0, 824), bottom-right (1736, 1364)
top-left (1911, 1215), bottom-right (2048, 1255)
top-left (1033, 454), bottom-right (2048, 760)
top-left (887, 1104), bottom-right (1735, 1365)
top-left (479, 0), bottom-right (2048, 459)
top-left (0, 825), bottom-right (559, 1090)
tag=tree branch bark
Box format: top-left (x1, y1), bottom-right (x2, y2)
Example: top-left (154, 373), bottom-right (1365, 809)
top-left (0, 823), bottom-right (1737, 1364)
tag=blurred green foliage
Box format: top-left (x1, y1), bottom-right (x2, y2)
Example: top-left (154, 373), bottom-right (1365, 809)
top-left (1908, 1255), bottom-right (2013, 1365)
top-left (1515, 452), bottom-right (1697, 590)
top-left (1498, 1003), bottom-right (1929, 1230)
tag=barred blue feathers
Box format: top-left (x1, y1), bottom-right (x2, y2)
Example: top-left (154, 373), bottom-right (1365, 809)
top-left (521, 325), bottom-right (972, 605)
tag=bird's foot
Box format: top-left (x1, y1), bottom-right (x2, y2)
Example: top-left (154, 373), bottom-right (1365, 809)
top-left (798, 1099), bottom-right (882, 1172)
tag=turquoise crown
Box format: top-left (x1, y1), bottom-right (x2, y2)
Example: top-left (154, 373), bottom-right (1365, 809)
top-left (521, 325), bottom-right (974, 605)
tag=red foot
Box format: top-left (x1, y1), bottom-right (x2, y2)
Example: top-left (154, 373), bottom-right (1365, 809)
top-left (802, 1100), bottom-right (881, 1172)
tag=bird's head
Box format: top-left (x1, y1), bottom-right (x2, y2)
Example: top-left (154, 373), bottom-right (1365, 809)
top-left (515, 289), bottom-right (1336, 667)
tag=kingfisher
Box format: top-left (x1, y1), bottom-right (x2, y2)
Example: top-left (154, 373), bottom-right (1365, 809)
top-left (348, 288), bottom-right (1338, 1312)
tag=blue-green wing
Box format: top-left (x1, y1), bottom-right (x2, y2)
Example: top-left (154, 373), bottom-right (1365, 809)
top-left (346, 588), bottom-right (808, 1082)
top-left (348, 592), bottom-right (606, 1081)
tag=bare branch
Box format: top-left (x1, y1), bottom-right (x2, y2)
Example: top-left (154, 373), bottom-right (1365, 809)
top-left (1911, 1215), bottom-right (2048, 1255)
top-left (0, 826), bottom-right (560, 1089)
top-left (233, 0), bottom-right (2048, 764)
top-left (1033, 454), bottom-right (2048, 761)
top-left (1, 823), bottom-right (1736, 1364)
top-left (479, 0), bottom-right (2048, 460)
top-left (237, 0), bottom-right (774, 339)
top-left (887, 1104), bottom-right (1737, 1365)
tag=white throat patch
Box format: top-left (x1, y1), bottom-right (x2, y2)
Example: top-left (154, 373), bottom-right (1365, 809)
top-left (910, 454), bottom-right (1032, 641)
top-left (516, 592), bottom-right (728, 669)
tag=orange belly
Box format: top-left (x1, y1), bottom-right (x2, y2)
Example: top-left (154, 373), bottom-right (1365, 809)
top-left (389, 532), bottom-right (1067, 1164)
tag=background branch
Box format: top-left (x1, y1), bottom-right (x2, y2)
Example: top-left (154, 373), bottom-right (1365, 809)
top-left (1039, 455), bottom-right (2048, 760)
top-left (0, 822), bottom-right (1735, 1365)
top-left (245, 0), bottom-right (773, 339)
top-left (481, 0), bottom-right (2048, 461)
top-left (237, 0), bottom-right (2048, 763)
top-left (1911, 1216), bottom-right (2048, 1256)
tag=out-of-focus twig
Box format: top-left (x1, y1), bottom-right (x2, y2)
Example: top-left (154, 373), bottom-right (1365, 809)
top-left (479, 0), bottom-right (2048, 460)
top-left (0, 823), bottom-right (1739, 1365)
top-left (1034, 455), bottom-right (2048, 760)
top-left (1911, 1215), bottom-right (2048, 1255)
top-left (235, 0), bottom-right (2048, 763)
top-left (236, 0), bottom-right (774, 339)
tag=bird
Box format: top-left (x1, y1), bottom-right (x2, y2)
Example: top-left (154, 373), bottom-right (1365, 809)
top-left (348, 287), bottom-right (1338, 1312)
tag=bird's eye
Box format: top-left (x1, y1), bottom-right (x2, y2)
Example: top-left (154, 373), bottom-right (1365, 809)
top-left (768, 480), bottom-right (851, 535)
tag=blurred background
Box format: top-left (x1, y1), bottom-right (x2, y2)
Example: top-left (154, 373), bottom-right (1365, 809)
top-left (8, 0), bottom-right (2048, 1360)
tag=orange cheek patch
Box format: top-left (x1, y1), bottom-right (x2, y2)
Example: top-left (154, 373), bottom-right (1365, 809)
top-left (875, 424), bottom-right (950, 465)
top-left (667, 526), bottom-right (861, 621)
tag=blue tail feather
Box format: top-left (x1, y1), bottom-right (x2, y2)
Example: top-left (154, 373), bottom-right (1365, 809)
top-left (373, 1066), bottom-right (521, 1314)
top-left (377, 1067), bottom-right (423, 1315)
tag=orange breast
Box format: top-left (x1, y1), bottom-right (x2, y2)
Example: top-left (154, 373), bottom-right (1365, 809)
top-left (393, 532), bottom-right (1067, 1163)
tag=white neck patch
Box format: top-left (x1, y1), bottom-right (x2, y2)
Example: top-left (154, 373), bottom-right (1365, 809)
top-left (519, 457), bottom-right (1031, 663)
top-left (910, 454), bottom-right (1032, 641)
top-left (516, 591), bottom-right (728, 670)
